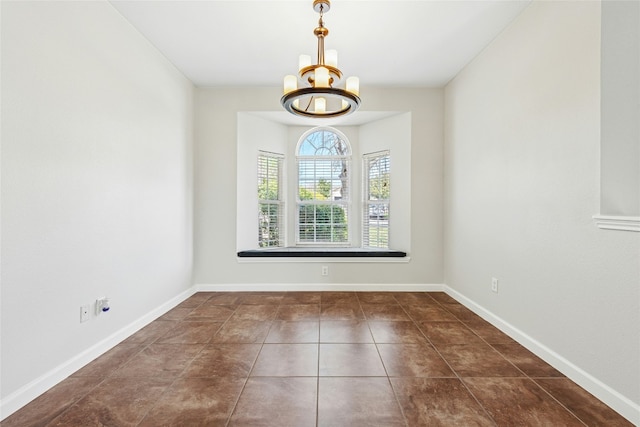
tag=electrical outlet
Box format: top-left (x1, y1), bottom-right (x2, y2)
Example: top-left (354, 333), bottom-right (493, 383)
top-left (491, 278), bottom-right (499, 293)
top-left (321, 266), bottom-right (329, 276)
top-left (96, 297), bottom-right (110, 315)
top-left (80, 305), bottom-right (90, 323)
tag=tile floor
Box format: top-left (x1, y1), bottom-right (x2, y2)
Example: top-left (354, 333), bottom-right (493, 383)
top-left (1, 291), bottom-right (633, 426)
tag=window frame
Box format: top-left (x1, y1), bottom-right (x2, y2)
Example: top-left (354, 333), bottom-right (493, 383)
top-left (362, 150), bottom-right (391, 249)
top-left (257, 151), bottom-right (285, 248)
top-left (295, 127), bottom-right (352, 246)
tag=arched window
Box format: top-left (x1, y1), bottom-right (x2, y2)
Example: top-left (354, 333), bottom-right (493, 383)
top-left (296, 127), bottom-right (351, 244)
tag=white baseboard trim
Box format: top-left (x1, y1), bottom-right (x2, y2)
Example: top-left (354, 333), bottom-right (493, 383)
top-left (444, 286), bottom-right (640, 426)
top-left (195, 283), bottom-right (445, 292)
top-left (0, 286), bottom-right (196, 421)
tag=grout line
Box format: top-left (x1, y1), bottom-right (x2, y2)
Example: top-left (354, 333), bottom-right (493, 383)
top-left (528, 377), bottom-right (590, 427)
top-left (412, 295), bottom-right (499, 426)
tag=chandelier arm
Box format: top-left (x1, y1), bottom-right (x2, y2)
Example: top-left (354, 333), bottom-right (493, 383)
top-left (305, 95), bottom-right (314, 112)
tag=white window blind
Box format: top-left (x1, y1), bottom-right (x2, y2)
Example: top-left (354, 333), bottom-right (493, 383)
top-left (258, 151), bottom-right (284, 248)
top-left (363, 151), bottom-right (390, 248)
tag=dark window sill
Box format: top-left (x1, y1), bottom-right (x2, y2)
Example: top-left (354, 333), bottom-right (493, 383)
top-left (237, 247), bottom-right (407, 258)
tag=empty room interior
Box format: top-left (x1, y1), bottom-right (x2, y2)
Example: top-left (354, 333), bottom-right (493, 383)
top-left (1, 0), bottom-right (639, 425)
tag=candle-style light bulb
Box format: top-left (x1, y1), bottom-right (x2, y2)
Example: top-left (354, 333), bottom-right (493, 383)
top-left (299, 55), bottom-right (311, 72)
top-left (315, 97), bottom-right (326, 113)
top-left (284, 75), bottom-right (297, 95)
top-left (315, 67), bottom-right (330, 88)
top-left (325, 50), bottom-right (338, 68)
top-left (346, 76), bottom-right (360, 96)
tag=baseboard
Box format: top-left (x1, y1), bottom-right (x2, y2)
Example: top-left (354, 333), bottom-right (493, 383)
top-left (0, 286), bottom-right (196, 421)
top-left (444, 285), bottom-right (640, 425)
top-left (195, 283), bottom-right (445, 292)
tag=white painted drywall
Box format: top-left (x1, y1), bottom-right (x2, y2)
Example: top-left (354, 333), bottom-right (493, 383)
top-left (444, 0), bottom-right (640, 418)
top-left (1, 0), bottom-right (194, 409)
top-left (195, 87), bottom-right (443, 285)
top-left (600, 0), bottom-right (640, 216)
top-left (359, 113), bottom-right (412, 251)
top-left (236, 113), bottom-right (288, 250)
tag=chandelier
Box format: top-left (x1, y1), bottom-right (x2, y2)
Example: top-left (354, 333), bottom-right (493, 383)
top-left (281, 0), bottom-right (360, 118)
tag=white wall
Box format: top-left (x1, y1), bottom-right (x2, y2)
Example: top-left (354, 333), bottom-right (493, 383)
top-left (360, 113), bottom-right (412, 251)
top-left (444, 1), bottom-right (639, 421)
top-left (195, 87), bottom-right (443, 286)
top-left (1, 0), bottom-right (194, 416)
top-left (236, 113), bottom-right (288, 250)
top-left (600, 0), bottom-right (640, 216)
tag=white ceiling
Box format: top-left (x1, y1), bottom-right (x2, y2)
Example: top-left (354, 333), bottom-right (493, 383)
top-left (110, 0), bottom-right (531, 88)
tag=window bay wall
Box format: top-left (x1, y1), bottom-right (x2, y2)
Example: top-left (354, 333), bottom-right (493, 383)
top-left (196, 87), bottom-right (443, 286)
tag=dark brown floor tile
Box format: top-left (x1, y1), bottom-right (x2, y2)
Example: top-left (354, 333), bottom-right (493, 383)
top-left (251, 344), bottom-right (318, 376)
top-left (418, 321), bottom-right (484, 345)
top-left (158, 306), bottom-right (194, 321)
top-left (437, 343), bottom-right (523, 377)
top-left (320, 320), bottom-right (373, 343)
top-left (71, 344), bottom-right (144, 377)
top-left (212, 319), bottom-right (272, 343)
top-left (178, 292), bottom-right (213, 307)
top-left (229, 304), bottom-right (278, 321)
top-left (139, 377), bottom-right (245, 427)
top-left (1, 377), bottom-right (102, 427)
top-left (536, 378), bottom-right (634, 426)
top-left (318, 377), bottom-right (405, 426)
top-left (184, 304), bottom-right (236, 321)
top-left (369, 321), bottom-right (428, 343)
top-left (206, 292), bottom-right (243, 305)
top-left (183, 344), bottom-right (261, 377)
top-left (156, 321), bottom-right (223, 344)
top-left (361, 304), bottom-right (411, 321)
top-left (122, 320), bottom-right (178, 345)
top-left (391, 378), bottom-right (494, 426)
top-left (464, 377), bottom-right (584, 426)
top-left (378, 343), bottom-right (455, 377)
top-left (320, 303), bottom-right (365, 320)
top-left (493, 342), bottom-right (564, 377)
top-left (429, 292), bottom-right (458, 304)
top-left (265, 321), bottom-right (319, 343)
top-left (229, 377), bottom-right (317, 426)
top-left (357, 291), bottom-right (398, 304)
top-left (464, 319), bottom-right (516, 344)
top-left (48, 377), bottom-right (173, 427)
top-left (391, 292), bottom-right (437, 306)
top-left (275, 304), bottom-right (320, 321)
top-left (112, 343), bottom-right (204, 379)
top-left (320, 291), bottom-right (359, 304)
top-left (236, 292), bottom-right (284, 305)
top-left (281, 291), bottom-right (322, 304)
top-left (440, 302), bottom-right (484, 322)
top-left (404, 305), bottom-right (458, 322)
top-left (319, 344), bottom-right (386, 376)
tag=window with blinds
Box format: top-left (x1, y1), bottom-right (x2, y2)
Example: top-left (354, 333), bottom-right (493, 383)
top-left (297, 128), bottom-right (351, 245)
top-left (258, 151), bottom-right (284, 248)
top-left (363, 150), bottom-right (390, 248)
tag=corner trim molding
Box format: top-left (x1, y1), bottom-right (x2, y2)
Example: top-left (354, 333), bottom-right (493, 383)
top-left (444, 286), bottom-right (640, 425)
top-left (0, 287), bottom-right (196, 421)
top-left (592, 215), bottom-right (640, 232)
